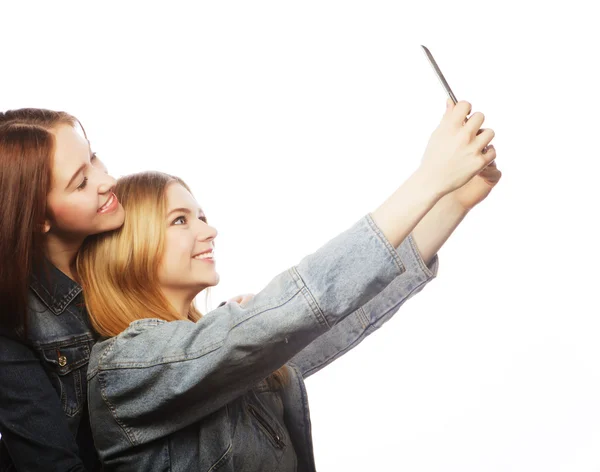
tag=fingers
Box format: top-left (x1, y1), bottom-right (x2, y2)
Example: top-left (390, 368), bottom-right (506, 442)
top-left (444, 100), bottom-right (487, 141)
top-left (478, 152), bottom-right (502, 184)
top-left (464, 112), bottom-right (485, 137)
top-left (228, 293), bottom-right (255, 307)
top-left (473, 128), bottom-right (495, 154)
top-left (443, 97), bottom-right (455, 117)
top-left (480, 144), bottom-right (497, 166)
top-left (446, 100), bottom-right (472, 127)
top-left (220, 293), bottom-right (254, 307)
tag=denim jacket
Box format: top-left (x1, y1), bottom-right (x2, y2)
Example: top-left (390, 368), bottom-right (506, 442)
top-left (88, 214), bottom-right (439, 471)
top-left (0, 262), bottom-right (100, 471)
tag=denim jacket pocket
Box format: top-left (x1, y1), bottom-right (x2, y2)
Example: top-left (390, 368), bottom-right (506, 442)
top-left (39, 341), bottom-right (90, 417)
top-left (245, 393), bottom-right (287, 451)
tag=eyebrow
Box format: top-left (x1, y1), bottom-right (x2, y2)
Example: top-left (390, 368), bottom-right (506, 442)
top-left (166, 207), bottom-right (205, 218)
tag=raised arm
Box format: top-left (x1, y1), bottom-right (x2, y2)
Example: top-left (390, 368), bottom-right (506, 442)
top-left (286, 178), bottom-right (496, 377)
top-left (88, 99), bottom-right (496, 458)
top-left (285, 101), bottom-right (500, 378)
top-left (288, 232), bottom-right (438, 378)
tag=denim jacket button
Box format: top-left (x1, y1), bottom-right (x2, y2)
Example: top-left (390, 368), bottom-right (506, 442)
top-left (58, 355), bottom-right (67, 367)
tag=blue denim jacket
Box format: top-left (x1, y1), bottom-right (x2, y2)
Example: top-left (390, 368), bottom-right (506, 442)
top-left (0, 262), bottom-right (100, 471)
top-left (88, 215), bottom-right (438, 471)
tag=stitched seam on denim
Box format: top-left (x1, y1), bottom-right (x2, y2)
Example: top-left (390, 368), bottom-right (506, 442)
top-left (99, 284), bottom-right (308, 369)
top-left (97, 371), bottom-right (138, 446)
top-left (290, 266), bottom-right (330, 329)
top-left (292, 364), bottom-right (316, 467)
top-left (30, 333), bottom-right (94, 349)
top-left (301, 327), bottom-right (369, 378)
top-left (205, 404), bottom-right (233, 471)
top-left (299, 276), bottom-right (433, 378)
top-left (99, 340), bottom-right (225, 369)
top-left (30, 280), bottom-right (82, 316)
top-left (64, 369), bottom-right (84, 418)
top-left (98, 337), bottom-right (119, 369)
top-left (54, 285), bottom-right (82, 314)
top-left (406, 233), bottom-right (436, 279)
top-left (87, 364), bottom-right (99, 381)
top-left (228, 281), bottom-right (302, 331)
top-left (44, 345), bottom-right (90, 373)
top-left (28, 277), bottom-right (56, 309)
top-left (364, 214), bottom-right (405, 274)
top-left (28, 280), bottom-right (47, 306)
top-left (207, 442), bottom-right (232, 472)
top-left (356, 306), bottom-right (370, 329)
top-left (369, 277), bottom-right (431, 328)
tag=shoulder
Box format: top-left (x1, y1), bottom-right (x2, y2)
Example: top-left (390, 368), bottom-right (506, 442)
top-left (90, 319), bottom-right (172, 372)
top-left (89, 317), bottom-right (227, 374)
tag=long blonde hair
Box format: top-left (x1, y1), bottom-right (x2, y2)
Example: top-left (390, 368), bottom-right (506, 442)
top-left (77, 172), bottom-right (201, 337)
top-left (78, 171), bottom-right (288, 388)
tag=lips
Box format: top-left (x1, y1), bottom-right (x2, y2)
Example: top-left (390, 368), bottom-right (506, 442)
top-left (98, 192), bottom-right (119, 214)
top-left (192, 249), bottom-right (215, 260)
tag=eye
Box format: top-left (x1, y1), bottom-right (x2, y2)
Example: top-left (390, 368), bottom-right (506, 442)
top-left (173, 215), bottom-right (187, 225)
top-left (76, 177), bottom-right (88, 190)
top-left (199, 215), bottom-right (207, 223)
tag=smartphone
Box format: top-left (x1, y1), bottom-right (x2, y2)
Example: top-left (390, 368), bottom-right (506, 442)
top-left (421, 45), bottom-right (458, 104)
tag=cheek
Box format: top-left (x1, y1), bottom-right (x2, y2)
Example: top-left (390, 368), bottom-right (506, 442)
top-left (164, 234), bottom-right (194, 262)
top-left (162, 233), bottom-right (194, 271)
top-left (48, 195), bottom-right (98, 229)
top-left (158, 234), bottom-right (195, 284)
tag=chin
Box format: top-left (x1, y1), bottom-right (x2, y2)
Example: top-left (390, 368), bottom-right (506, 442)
top-left (93, 210), bottom-right (126, 234)
top-left (192, 276), bottom-right (220, 292)
top-left (206, 274), bottom-right (220, 287)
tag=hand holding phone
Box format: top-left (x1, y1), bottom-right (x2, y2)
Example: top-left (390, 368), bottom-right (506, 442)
top-left (421, 45), bottom-right (488, 150)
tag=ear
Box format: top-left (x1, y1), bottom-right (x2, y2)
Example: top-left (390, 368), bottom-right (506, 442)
top-left (42, 219), bottom-right (51, 234)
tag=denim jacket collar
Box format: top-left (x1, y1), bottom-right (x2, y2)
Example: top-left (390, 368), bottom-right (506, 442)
top-left (29, 259), bottom-right (82, 316)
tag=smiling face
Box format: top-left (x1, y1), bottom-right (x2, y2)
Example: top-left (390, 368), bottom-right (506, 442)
top-left (158, 182), bottom-right (219, 302)
top-left (45, 124), bottom-right (125, 238)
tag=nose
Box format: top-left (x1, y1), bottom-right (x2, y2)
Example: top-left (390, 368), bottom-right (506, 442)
top-left (97, 170), bottom-right (117, 195)
top-left (196, 222), bottom-right (217, 243)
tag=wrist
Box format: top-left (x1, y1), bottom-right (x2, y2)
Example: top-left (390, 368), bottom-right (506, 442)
top-left (409, 167), bottom-right (447, 204)
top-left (441, 191), bottom-right (472, 215)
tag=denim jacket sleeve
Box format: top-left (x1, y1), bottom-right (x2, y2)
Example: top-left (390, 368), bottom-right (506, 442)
top-left (0, 336), bottom-right (87, 472)
top-left (88, 214), bottom-right (407, 452)
top-left (287, 232), bottom-right (439, 378)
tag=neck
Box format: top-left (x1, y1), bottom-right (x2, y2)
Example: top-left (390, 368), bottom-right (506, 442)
top-left (162, 288), bottom-right (201, 319)
top-left (44, 233), bottom-right (85, 282)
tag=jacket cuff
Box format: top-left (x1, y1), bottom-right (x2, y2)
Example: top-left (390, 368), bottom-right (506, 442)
top-left (396, 233), bottom-right (439, 282)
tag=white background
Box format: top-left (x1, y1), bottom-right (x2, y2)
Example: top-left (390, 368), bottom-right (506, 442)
top-left (2, 1), bottom-right (599, 470)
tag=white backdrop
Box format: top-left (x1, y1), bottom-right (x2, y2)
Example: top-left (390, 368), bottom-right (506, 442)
top-left (2, 1), bottom-right (599, 470)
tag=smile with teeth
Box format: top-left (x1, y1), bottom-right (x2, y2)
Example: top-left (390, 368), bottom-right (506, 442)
top-left (193, 250), bottom-right (214, 260)
top-left (98, 193), bottom-right (118, 214)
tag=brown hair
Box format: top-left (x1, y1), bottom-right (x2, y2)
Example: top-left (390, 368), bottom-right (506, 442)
top-left (0, 109), bottom-right (83, 338)
top-left (78, 171), bottom-right (288, 389)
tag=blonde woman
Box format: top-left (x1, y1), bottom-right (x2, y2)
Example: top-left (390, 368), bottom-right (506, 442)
top-left (79, 100), bottom-right (500, 471)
